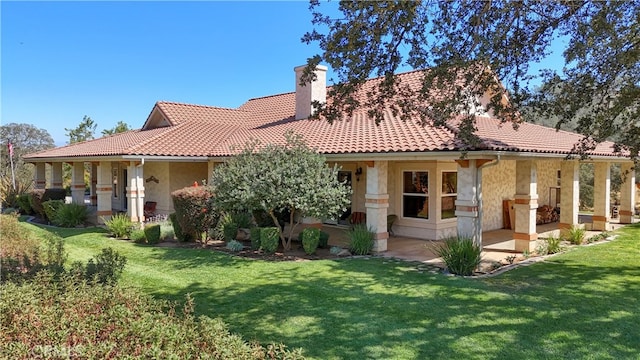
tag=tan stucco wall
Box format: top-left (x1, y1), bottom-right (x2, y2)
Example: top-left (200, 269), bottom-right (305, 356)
top-left (481, 160), bottom-right (516, 231)
top-left (138, 162), bottom-right (209, 214)
top-left (536, 160), bottom-right (562, 207)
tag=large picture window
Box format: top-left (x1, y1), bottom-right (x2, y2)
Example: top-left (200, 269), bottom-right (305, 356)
top-left (402, 171), bottom-right (429, 219)
top-left (441, 171), bottom-right (457, 219)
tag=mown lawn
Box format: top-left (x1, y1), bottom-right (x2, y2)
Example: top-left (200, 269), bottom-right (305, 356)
top-left (25, 221), bottom-right (640, 359)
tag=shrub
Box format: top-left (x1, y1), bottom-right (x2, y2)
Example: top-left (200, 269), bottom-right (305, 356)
top-left (28, 189), bottom-right (46, 217)
top-left (131, 228), bottom-right (147, 243)
top-left (300, 227), bottom-right (320, 255)
top-left (42, 188), bottom-right (67, 202)
top-left (82, 247), bottom-right (127, 285)
top-left (260, 227), bottom-right (279, 254)
top-left (564, 225), bottom-right (586, 245)
top-left (159, 221), bottom-right (175, 241)
top-left (42, 199), bottom-right (65, 223)
top-left (171, 185), bottom-right (217, 244)
top-left (319, 231), bottom-right (329, 248)
top-left (545, 236), bottom-right (563, 254)
top-left (250, 227), bottom-right (262, 250)
top-left (16, 194), bottom-right (32, 214)
top-left (231, 211), bottom-right (253, 228)
top-left (144, 224), bottom-right (161, 244)
top-left (2, 207), bottom-right (18, 215)
top-left (169, 212), bottom-right (188, 242)
top-left (53, 203), bottom-right (87, 227)
top-left (223, 221), bottom-right (239, 241)
top-left (226, 240), bottom-right (244, 252)
top-left (104, 213), bottom-right (134, 239)
top-left (330, 246), bottom-right (342, 255)
top-left (0, 278), bottom-right (304, 359)
top-left (348, 224), bottom-right (374, 255)
top-left (0, 214), bottom-right (42, 282)
top-left (433, 237), bottom-right (482, 276)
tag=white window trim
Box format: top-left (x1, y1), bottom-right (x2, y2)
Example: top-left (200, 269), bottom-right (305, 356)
top-left (440, 170), bottom-right (458, 221)
top-left (401, 170), bottom-right (430, 221)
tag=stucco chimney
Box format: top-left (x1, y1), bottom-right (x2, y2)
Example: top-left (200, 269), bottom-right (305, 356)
top-left (294, 64), bottom-right (327, 120)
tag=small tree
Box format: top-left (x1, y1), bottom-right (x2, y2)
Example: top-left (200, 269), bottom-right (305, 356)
top-left (211, 132), bottom-right (351, 251)
top-left (171, 184), bottom-right (217, 245)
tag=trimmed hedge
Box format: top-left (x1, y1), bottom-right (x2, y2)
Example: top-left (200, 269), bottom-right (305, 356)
top-left (42, 200), bottom-right (65, 223)
top-left (250, 227), bottom-right (262, 250)
top-left (169, 212), bottom-right (187, 242)
top-left (260, 227), bottom-right (279, 254)
top-left (144, 224), bottom-right (161, 244)
top-left (29, 188), bottom-right (67, 219)
top-left (171, 185), bottom-right (217, 244)
top-left (300, 227), bottom-right (320, 255)
top-left (16, 194), bottom-right (32, 215)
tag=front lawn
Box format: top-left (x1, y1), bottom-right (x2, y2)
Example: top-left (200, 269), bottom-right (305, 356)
top-left (25, 221), bottom-right (640, 359)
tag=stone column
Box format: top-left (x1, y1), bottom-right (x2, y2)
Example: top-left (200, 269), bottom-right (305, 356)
top-left (559, 160), bottom-right (579, 229)
top-left (455, 160), bottom-right (480, 245)
top-left (70, 162), bottom-right (85, 205)
top-left (96, 162), bottom-right (113, 224)
top-left (619, 162), bottom-right (636, 224)
top-left (34, 162), bottom-right (46, 189)
top-left (365, 161), bottom-right (389, 252)
top-left (592, 162), bottom-right (611, 231)
top-left (90, 163), bottom-right (98, 205)
top-left (51, 162), bottom-right (63, 188)
top-left (127, 162), bottom-right (140, 223)
top-left (513, 160), bottom-right (538, 252)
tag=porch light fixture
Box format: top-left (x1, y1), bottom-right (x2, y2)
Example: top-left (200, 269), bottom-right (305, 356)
top-left (355, 167), bottom-right (363, 182)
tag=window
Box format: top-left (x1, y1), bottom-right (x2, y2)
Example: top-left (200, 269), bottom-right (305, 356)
top-left (441, 172), bottom-right (457, 219)
top-left (402, 171), bottom-right (429, 219)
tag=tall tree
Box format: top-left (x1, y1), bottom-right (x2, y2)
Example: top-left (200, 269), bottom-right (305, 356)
top-left (65, 115), bottom-right (97, 144)
top-left (101, 121), bottom-right (131, 136)
top-left (303, 1), bottom-right (639, 159)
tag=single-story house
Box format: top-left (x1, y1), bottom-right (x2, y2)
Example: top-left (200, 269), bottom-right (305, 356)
top-left (24, 65), bottom-right (635, 252)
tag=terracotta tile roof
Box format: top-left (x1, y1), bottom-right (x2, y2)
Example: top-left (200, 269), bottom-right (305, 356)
top-left (24, 69), bottom-right (624, 160)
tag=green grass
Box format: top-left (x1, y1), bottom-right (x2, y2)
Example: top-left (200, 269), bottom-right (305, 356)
top-left (21, 220), bottom-right (640, 359)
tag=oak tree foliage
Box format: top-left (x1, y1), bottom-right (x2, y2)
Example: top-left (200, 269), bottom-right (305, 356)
top-left (211, 132), bottom-right (351, 251)
top-left (302, 0), bottom-right (639, 159)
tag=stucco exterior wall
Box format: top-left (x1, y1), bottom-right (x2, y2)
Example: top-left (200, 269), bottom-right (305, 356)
top-left (536, 160), bottom-right (562, 207)
top-left (143, 162), bottom-right (171, 214)
top-left (481, 160), bottom-right (516, 231)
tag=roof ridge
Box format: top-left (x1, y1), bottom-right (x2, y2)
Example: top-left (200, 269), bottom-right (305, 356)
top-left (157, 100), bottom-right (249, 113)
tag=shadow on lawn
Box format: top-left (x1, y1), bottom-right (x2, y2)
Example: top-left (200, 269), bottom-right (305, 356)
top-left (151, 249), bottom-right (640, 359)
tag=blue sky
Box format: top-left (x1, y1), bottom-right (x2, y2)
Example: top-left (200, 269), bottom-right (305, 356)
top-left (2, 1), bottom-right (337, 146)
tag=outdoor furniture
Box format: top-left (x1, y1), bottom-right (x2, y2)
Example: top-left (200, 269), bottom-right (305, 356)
top-left (349, 211), bottom-right (366, 225)
top-left (143, 201), bottom-right (157, 218)
top-left (387, 214), bottom-right (397, 236)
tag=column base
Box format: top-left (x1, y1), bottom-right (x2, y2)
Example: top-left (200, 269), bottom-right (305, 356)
top-left (619, 210), bottom-right (633, 224)
top-left (592, 215), bottom-right (610, 231)
top-left (513, 232), bottom-right (537, 252)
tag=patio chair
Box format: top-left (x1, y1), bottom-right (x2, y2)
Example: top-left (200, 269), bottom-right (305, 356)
top-left (349, 211), bottom-right (366, 225)
top-left (143, 201), bottom-right (157, 219)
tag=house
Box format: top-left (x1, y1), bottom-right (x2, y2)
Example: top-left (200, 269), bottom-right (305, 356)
top-left (24, 65), bottom-right (635, 252)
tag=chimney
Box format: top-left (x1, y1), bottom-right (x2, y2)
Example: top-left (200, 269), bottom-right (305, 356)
top-left (294, 64), bottom-right (327, 120)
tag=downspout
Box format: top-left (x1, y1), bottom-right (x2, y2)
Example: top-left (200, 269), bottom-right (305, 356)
top-left (137, 158), bottom-right (145, 228)
top-left (475, 155), bottom-right (501, 249)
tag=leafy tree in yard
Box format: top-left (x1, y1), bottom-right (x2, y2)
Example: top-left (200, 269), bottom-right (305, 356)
top-left (65, 115), bottom-right (97, 144)
top-left (211, 132), bottom-right (351, 251)
top-left (303, 1), bottom-right (639, 159)
top-left (0, 123), bottom-right (55, 207)
top-left (101, 120), bottom-right (131, 136)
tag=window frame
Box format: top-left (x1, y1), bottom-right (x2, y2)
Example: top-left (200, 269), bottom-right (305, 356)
top-left (401, 170), bottom-right (430, 220)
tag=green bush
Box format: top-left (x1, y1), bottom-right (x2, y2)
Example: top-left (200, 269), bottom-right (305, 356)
top-left (301, 227), bottom-right (320, 255)
top-left (169, 212), bottom-right (188, 242)
top-left (144, 224), bottom-right (161, 244)
top-left (545, 236), bottom-right (563, 254)
top-left (0, 278), bottom-right (304, 359)
top-left (231, 211), bottom-right (253, 228)
top-left (433, 237), bottom-right (482, 276)
top-left (79, 247), bottom-right (127, 285)
top-left (226, 240), bottom-right (244, 252)
top-left (53, 203), bottom-right (87, 227)
top-left (171, 185), bottom-right (217, 244)
top-left (131, 228), bottom-right (146, 243)
top-left (16, 194), bottom-right (32, 214)
top-left (348, 224), bottom-right (374, 255)
top-left (42, 188), bottom-right (67, 202)
top-left (223, 221), bottom-right (239, 241)
top-left (104, 213), bottom-right (133, 239)
top-left (250, 227), bottom-right (262, 250)
top-left (260, 227), bottom-right (279, 254)
top-left (319, 231), bottom-right (329, 248)
top-left (564, 225), bottom-right (586, 245)
top-left (42, 199), bottom-right (64, 223)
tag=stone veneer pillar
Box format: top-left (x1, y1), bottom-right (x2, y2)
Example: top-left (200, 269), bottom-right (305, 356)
top-left (559, 160), bottom-right (579, 229)
top-left (513, 160), bottom-right (538, 252)
top-left (455, 160), bottom-right (481, 246)
top-left (96, 162), bottom-right (113, 224)
top-left (592, 162), bottom-right (611, 231)
top-left (619, 162), bottom-right (636, 224)
top-left (51, 162), bottom-right (63, 188)
top-left (126, 162), bottom-right (145, 223)
top-left (365, 161), bottom-right (389, 252)
top-left (34, 163), bottom-right (46, 189)
top-left (71, 162), bottom-right (85, 205)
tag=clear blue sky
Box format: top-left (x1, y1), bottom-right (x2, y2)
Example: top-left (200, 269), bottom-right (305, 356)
top-left (2, 1), bottom-right (337, 146)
